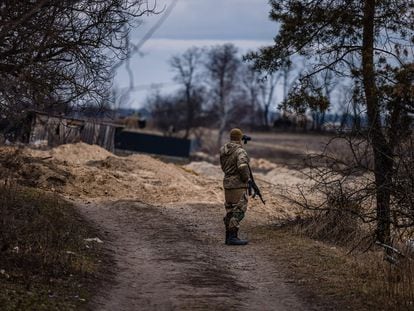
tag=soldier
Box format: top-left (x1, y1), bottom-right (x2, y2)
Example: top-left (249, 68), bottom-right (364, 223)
top-left (220, 128), bottom-right (250, 245)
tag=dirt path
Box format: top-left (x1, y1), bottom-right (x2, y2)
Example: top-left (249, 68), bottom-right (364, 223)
top-left (78, 199), bottom-right (312, 311)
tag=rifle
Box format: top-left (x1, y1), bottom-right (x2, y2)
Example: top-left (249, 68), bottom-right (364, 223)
top-left (247, 163), bottom-right (265, 205)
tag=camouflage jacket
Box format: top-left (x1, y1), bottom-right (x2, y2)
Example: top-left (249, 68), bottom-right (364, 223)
top-left (219, 142), bottom-right (250, 189)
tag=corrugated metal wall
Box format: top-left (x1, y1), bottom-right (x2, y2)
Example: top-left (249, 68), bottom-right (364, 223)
top-left (114, 130), bottom-right (191, 158)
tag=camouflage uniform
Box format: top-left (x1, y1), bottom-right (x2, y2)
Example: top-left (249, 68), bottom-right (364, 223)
top-left (220, 141), bottom-right (250, 231)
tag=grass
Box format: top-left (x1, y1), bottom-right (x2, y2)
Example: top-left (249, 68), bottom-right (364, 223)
top-left (0, 182), bottom-right (106, 310)
top-left (252, 225), bottom-right (414, 310)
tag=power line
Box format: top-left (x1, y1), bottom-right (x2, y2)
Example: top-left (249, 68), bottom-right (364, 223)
top-left (112, 0), bottom-right (179, 72)
top-left (112, 0), bottom-right (179, 103)
top-left (128, 0), bottom-right (179, 59)
top-left (117, 82), bottom-right (179, 92)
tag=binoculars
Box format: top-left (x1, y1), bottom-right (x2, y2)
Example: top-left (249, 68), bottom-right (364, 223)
top-left (242, 134), bottom-right (251, 144)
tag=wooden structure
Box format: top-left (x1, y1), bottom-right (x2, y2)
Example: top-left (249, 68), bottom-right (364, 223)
top-left (28, 111), bottom-right (122, 152)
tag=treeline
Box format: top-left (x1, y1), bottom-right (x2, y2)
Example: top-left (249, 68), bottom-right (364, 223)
top-left (146, 43), bottom-right (377, 146)
top-left (146, 44), bottom-right (284, 146)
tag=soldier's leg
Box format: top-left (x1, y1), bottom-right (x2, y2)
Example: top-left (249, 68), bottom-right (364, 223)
top-left (225, 193), bottom-right (248, 245)
top-left (223, 188), bottom-right (244, 229)
top-left (224, 189), bottom-right (248, 245)
top-left (223, 203), bottom-right (235, 244)
top-left (227, 193), bottom-right (248, 230)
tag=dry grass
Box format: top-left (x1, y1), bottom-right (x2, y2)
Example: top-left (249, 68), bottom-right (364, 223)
top-left (265, 205), bottom-right (414, 310)
top-left (296, 203), bottom-right (368, 248)
top-left (252, 225), bottom-right (414, 310)
top-left (191, 128), bottom-right (338, 166)
top-left (387, 255), bottom-right (414, 309)
top-left (0, 183), bottom-right (106, 310)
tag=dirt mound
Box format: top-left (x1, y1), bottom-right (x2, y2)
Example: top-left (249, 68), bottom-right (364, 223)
top-left (0, 143), bottom-right (306, 220)
top-left (2, 143), bottom-right (221, 205)
top-left (182, 158), bottom-right (306, 221)
top-left (183, 161), bottom-right (223, 180)
top-left (0, 147), bottom-right (72, 189)
top-left (48, 142), bottom-right (113, 165)
top-left (68, 152), bottom-right (220, 204)
top-left (87, 156), bottom-right (133, 172)
top-left (185, 158), bottom-right (308, 190)
top-left (250, 158), bottom-right (277, 172)
top-left (190, 151), bottom-right (218, 163)
top-left (265, 166), bottom-right (310, 188)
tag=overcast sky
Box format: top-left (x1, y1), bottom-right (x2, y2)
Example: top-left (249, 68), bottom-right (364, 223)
top-left (114, 0), bottom-right (277, 109)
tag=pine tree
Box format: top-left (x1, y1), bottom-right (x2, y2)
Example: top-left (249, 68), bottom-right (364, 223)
top-left (247, 0), bottom-right (414, 244)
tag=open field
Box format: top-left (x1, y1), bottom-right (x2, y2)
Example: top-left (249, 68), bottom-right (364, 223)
top-left (245, 131), bottom-right (334, 167)
top-left (193, 129), bottom-right (347, 168)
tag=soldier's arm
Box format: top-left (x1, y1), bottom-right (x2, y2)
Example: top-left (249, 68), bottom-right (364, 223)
top-left (236, 149), bottom-right (250, 183)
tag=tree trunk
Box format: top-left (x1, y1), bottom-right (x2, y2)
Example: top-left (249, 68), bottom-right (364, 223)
top-left (217, 90), bottom-right (228, 149)
top-left (320, 111), bottom-right (326, 132)
top-left (311, 112), bottom-right (316, 131)
top-left (264, 105), bottom-right (269, 129)
top-left (352, 102), bottom-right (361, 132)
top-left (362, 0), bottom-right (392, 244)
top-left (217, 115), bottom-right (227, 150)
top-left (183, 87), bottom-right (192, 139)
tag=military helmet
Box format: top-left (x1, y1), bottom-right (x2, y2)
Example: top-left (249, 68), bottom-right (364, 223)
top-left (230, 128), bottom-right (243, 141)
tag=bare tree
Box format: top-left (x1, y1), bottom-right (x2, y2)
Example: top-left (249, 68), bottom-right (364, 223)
top-left (240, 64), bottom-right (261, 127)
top-left (280, 60), bottom-right (304, 102)
top-left (277, 59), bottom-right (304, 127)
top-left (147, 91), bottom-right (185, 136)
top-left (259, 72), bottom-right (280, 128)
top-left (241, 65), bottom-right (280, 129)
top-left (281, 82), bottom-right (330, 132)
top-left (0, 1), bottom-right (155, 125)
top-left (170, 47), bottom-right (203, 138)
top-left (204, 44), bottom-right (241, 148)
top-left (301, 72), bottom-right (338, 131)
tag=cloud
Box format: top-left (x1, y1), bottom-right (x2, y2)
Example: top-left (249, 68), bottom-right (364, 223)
top-left (114, 0), bottom-right (279, 108)
top-left (133, 0), bottom-right (277, 41)
top-left (141, 38), bottom-right (273, 54)
top-left (116, 38), bottom-right (272, 84)
top-left (114, 38), bottom-right (273, 108)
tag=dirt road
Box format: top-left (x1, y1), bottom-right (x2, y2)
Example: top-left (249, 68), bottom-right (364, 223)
top-left (78, 199), bottom-right (311, 311)
top-left (0, 143), bottom-right (322, 309)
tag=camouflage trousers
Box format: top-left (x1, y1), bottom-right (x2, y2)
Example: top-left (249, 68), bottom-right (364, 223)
top-left (223, 189), bottom-right (248, 231)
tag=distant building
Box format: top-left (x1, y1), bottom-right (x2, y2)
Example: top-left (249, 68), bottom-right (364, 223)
top-left (27, 111), bottom-right (123, 151)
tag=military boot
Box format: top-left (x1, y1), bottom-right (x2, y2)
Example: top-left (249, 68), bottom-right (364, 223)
top-left (226, 229), bottom-right (248, 246)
